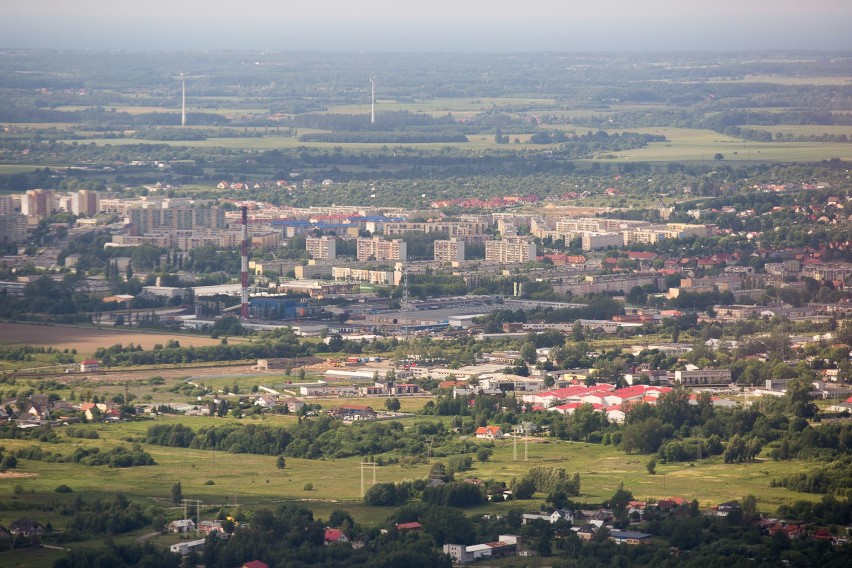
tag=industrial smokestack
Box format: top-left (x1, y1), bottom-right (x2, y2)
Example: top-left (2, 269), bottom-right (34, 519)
top-left (240, 206), bottom-right (249, 320)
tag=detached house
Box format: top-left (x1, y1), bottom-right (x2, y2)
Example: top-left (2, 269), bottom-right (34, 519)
top-left (10, 519), bottom-right (45, 538)
top-left (167, 519), bottom-right (196, 534)
top-left (26, 395), bottom-right (51, 421)
top-left (324, 527), bottom-right (349, 545)
top-left (475, 425), bottom-right (504, 439)
top-left (331, 405), bottom-right (376, 421)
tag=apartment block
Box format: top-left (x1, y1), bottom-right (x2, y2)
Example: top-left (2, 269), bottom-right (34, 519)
top-left (0, 195), bottom-right (15, 216)
top-left (665, 223), bottom-right (716, 238)
top-left (434, 238), bottom-right (465, 263)
top-left (70, 190), bottom-right (99, 217)
top-left (485, 237), bottom-right (536, 263)
top-left (128, 206), bottom-right (226, 235)
top-left (0, 215), bottom-right (27, 244)
top-left (20, 189), bottom-right (54, 218)
top-left (356, 237), bottom-right (407, 261)
top-left (332, 266), bottom-right (397, 285)
top-left (581, 232), bottom-right (622, 251)
top-left (306, 236), bottom-right (337, 260)
top-left (383, 221), bottom-right (487, 239)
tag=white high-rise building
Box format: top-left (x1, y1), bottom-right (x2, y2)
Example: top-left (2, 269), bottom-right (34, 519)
top-left (356, 237), bottom-right (407, 261)
top-left (434, 238), bottom-right (465, 263)
top-left (485, 237), bottom-right (536, 263)
top-left (306, 236), bottom-right (337, 260)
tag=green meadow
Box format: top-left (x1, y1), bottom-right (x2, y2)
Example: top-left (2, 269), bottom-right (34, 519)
top-left (0, 414), bottom-right (827, 528)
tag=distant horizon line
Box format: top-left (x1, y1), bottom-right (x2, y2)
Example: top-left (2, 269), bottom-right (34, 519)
top-left (2, 47), bottom-right (852, 55)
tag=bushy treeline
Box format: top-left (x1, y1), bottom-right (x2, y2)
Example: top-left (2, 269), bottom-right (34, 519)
top-left (0, 105), bottom-right (226, 127)
top-left (300, 131), bottom-right (468, 143)
top-left (64, 426), bottom-right (100, 439)
top-left (422, 481), bottom-right (485, 508)
top-left (522, 466), bottom-right (581, 496)
top-left (364, 482), bottom-right (412, 507)
top-left (64, 493), bottom-right (152, 538)
top-left (53, 542), bottom-right (179, 568)
top-left (147, 418), bottom-right (451, 460)
top-left (93, 334), bottom-right (309, 366)
top-left (770, 422), bottom-right (852, 461)
top-left (291, 110), bottom-right (457, 131)
top-left (16, 443), bottom-right (155, 468)
top-left (0, 424), bottom-right (61, 442)
top-left (774, 454), bottom-right (852, 495)
top-left (776, 494), bottom-right (852, 526)
top-left (529, 130), bottom-right (665, 150)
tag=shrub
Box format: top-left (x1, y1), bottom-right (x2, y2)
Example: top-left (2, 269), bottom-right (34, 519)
top-left (55, 484), bottom-right (73, 493)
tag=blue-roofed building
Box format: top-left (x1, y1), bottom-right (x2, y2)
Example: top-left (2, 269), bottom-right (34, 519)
top-left (249, 297), bottom-right (313, 320)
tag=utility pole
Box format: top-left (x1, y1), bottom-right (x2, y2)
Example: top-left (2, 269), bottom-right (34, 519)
top-left (360, 460), bottom-right (377, 497)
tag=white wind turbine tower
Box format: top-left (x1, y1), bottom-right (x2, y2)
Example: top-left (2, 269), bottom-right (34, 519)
top-left (370, 76), bottom-right (375, 125)
top-left (180, 73), bottom-right (186, 127)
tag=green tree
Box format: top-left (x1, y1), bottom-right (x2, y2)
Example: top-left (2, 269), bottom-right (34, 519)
top-left (171, 482), bottom-right (183, 505)
top-left (646, 458), bottom-right (657, 475)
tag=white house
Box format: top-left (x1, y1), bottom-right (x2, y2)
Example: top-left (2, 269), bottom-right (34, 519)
top-left (167, 519), bottom-right (196, 534)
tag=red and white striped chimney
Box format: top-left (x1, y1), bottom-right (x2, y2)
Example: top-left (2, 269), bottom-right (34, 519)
top-left (240, 206), bottom-right (249, 320)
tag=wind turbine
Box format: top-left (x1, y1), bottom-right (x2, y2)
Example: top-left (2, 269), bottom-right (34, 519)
top-left (180, 73), bottom-right (186, 127)
top-left (370, 76), bottom-right (375, 125)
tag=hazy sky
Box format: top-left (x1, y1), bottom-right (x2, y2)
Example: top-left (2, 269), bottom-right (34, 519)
top-left (3, 0), bottom-right (851, 51)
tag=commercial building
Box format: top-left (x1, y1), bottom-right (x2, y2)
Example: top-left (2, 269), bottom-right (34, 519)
top-left (674, 369), bottom-right (732, 387)
top-left (248, 297), bottom-right (313, 320)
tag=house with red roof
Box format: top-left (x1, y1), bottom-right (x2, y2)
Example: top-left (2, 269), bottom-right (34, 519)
top-left (475, 425), bottom-right (504, 439)
top-left (656, 497), bottom-right (688, 511)
top-left (243, 561), bottom-right (269, 568)
top-left (324, 527), bottom-right (349, 545)
top-left (627, 251), bottom-right (658, 262)
top-left (395, 521), bottom-right (422, 532)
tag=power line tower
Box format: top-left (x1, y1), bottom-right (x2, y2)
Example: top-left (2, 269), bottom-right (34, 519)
top-left (360, 460), bottom-right (377, 497)
top-left (513, 426), bottom-right (528, 462)
top-left (181, 499), bottom-right (202, 528)
top-left (513, 429), bottom-right (517, 462)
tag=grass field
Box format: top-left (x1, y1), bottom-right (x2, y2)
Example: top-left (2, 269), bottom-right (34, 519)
top-left (0, 165), bottom-right (55, 174)
top-left (745, 124), bottom-right (852, 137)
top-left (607, 127), bottom-right (852, 162)
top-left (326, 97), bottom-right (560, 117)
top-left (55, 125), bottom-right (852, 162)
top-left (0, 410), bottom-right (832, 567)
top-left (0, 323), bottom-right (228, 353)
top-left (0, 414), bottom-right (827, 523)
top-left (712, 75), bottom-right (852, 86)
